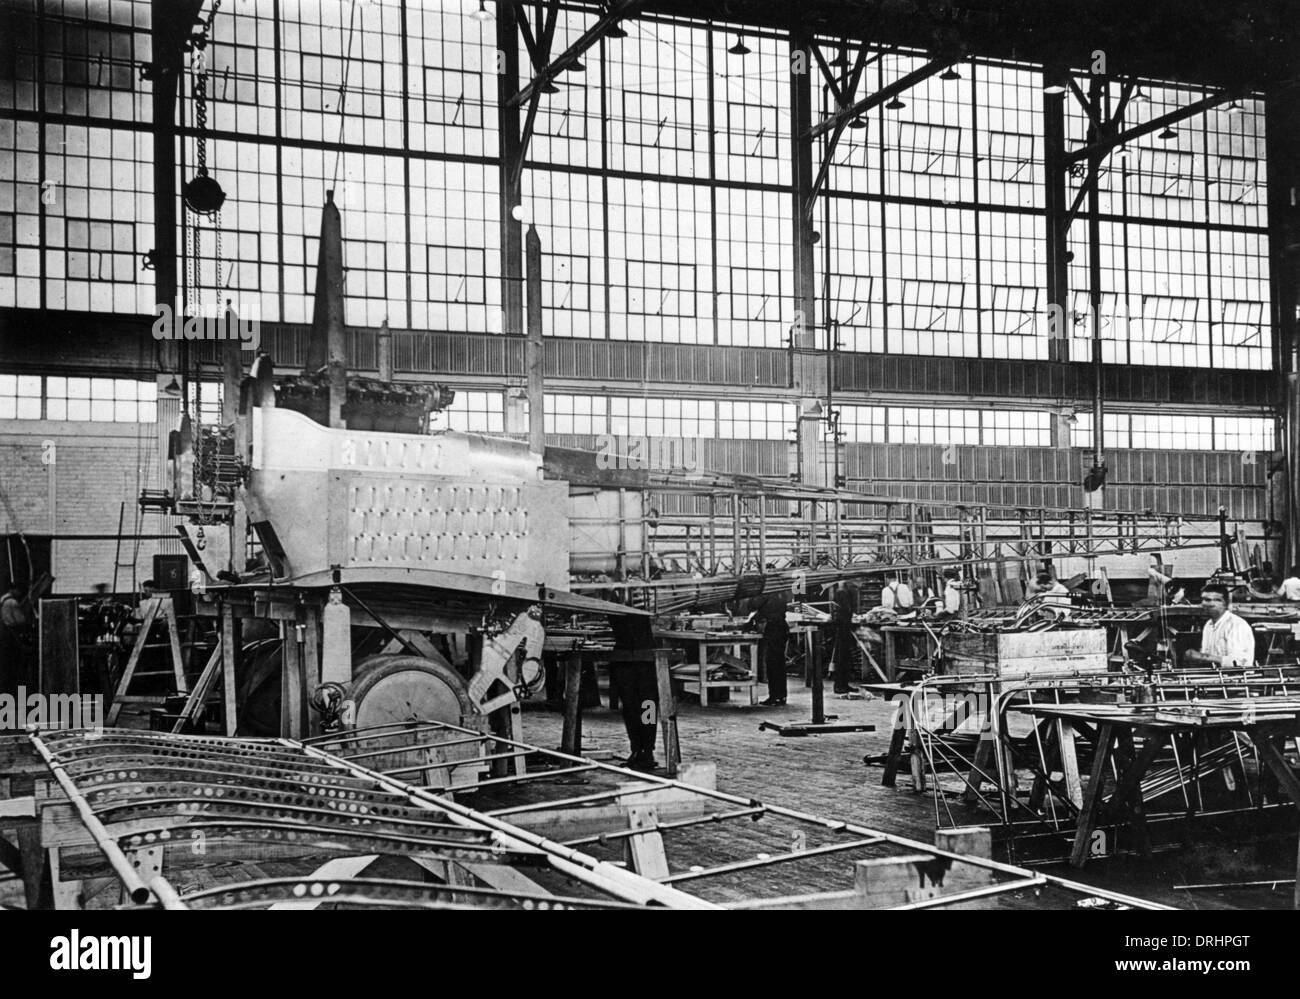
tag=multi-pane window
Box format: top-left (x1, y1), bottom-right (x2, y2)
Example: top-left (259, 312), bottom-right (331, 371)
top-left (44, 376), bottom-right (156, 423)
top-left (0, 374), bottom-right (42, 420)
top-left (985, 131), bottom-right (1035, 183)
top-left (983, 409), bottom-right (1051, 446)
top-left (1073, 412), bottom-right (1272, 451)
top-left (543, 252), bottom-right (591, 312)
top-left (838, 405), bottom-right (1048, 446)
top-left (726, 266), bottom-right (780, 322)
top-left (836, 405), bottom-right (887, 444)
top-left (544, 393), bottom-right (606, 435)
top-left (1217, 416), bottom-right (1275, 452)
top-left (609, 398), bottom-right (713, 438)
top-left (623, 91), bottom-right (694, 151)
top-left (432, 389), bottom-right (504, 434)
top-left (718, 401), bottom-right (790, 441)
top-left (428, 244), bottom-right (487, 305)
top-left (888, 406), bottom-right (981, 446)
top-left (0, 211), bottom-right (15, 277)
top-left (424, 67), bottom-right (483, 127)
top-left (896, 121), bottom-right (962, 176)
top-left (625, 259), bottom-right (696, 318)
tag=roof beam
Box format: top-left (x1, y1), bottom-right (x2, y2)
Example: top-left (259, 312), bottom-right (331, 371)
top-left (509, 0), bottom-right (646, 110)
top-left (1065, 87), bottom-right (1243, 165)
top-left (807, 56), bottom-right (951, 140)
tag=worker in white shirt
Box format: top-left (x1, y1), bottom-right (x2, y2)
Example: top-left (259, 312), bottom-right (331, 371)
top-left (1028, 570), bottom-right (1070, 609)
top-left (940, 568), bottom-right (963, 617)
top-left (1183, 583), bottom-right (1256, 669)
top-left (880, 572), bottom-right (914, 612)
top-left (1280, 566), bottom-right (1300, 602)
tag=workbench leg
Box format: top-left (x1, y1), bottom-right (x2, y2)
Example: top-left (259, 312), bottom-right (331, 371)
top-left (1110, 730), bottom-right (1165, 860)
top-left (220, 604), bottom-right (240, 737)
top-left (48, 850), bottom-right (82, 910)
top-left (1247, 728), bottom-right (1300, 910)
top-left (654, 649), bottom-right (680, 777)
top-left (281, 622), bottom-right (304, 740)
top-left (17, 826), bottom-right (50, 910)
top-left (810, 630), bottom-right (825, 726)
top-left (1058, 721), bottom-right (1083, 810)
top-left (560, 652), bottom-right (583, 756)
top-left (697, 643), bottom-right (708, 707)
top-left (1070, 723), bottom-right (1115, 868)
top-left (748, 643), bottom-right (758, 705)
top-left (882, 724), bottom-right (907, 788)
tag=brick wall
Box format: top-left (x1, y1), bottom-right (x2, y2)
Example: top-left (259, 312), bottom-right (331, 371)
top-left (0, 419), bottom-right (170, 594)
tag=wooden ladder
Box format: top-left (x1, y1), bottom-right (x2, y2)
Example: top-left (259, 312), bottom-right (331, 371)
top-left (106, 595), bottom-right (191, 726)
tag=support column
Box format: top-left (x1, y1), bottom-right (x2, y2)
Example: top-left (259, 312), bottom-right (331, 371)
top-left (498, 6), bottom-right (525, 343)
top-left (149, 0), bottom-right (205, 373)
top-left (526, 224), bottom-right (545, 455)
top-left (1043, 68), bottom-right (1070, 364)
top-left (1084, 76), bottom-right (1106, 510)
top-left (789, 28), bottom-right (828, 487)
top-left (1266, 87), bottom-right (1300, 566)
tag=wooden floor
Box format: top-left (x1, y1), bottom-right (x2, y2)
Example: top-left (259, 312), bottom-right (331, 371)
top-left (520, 679), bottom-right (1299, 911)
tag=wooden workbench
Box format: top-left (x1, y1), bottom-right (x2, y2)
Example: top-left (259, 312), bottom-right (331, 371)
top-left (1016, 697), bottom-right (1300, 907)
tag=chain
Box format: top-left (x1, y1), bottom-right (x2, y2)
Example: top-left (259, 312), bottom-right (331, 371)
top-left (214, 210), bottom-right (222, 315)
top-left (192, 0), bottom-right (223, 178)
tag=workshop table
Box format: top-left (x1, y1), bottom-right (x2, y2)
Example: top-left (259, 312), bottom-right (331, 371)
top-left (654, 629), bottom-right (760, 706)
top-left (1014, 697), bottom-right (1300, 907)
top-left (880, 623), bottom-right (939, 681)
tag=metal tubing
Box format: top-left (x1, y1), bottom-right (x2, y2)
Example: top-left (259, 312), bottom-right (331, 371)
top-left (29, 733), bottom-right (155, 905)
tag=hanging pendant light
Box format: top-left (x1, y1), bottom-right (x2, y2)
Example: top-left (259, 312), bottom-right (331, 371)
top-left (606, 21), bottom-right (627, 38)
top-left (470, 0), bottom-right (492, 23)
top-left (1158, 126), bottom-right (1177, 141)
top-left (728, 34), bottom-right (751, 56)
top-left (885, 96), bottom-right (905, 110)
top-left (940, 66), bottom-right (961, 81)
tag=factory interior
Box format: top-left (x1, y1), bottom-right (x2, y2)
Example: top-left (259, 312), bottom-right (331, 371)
top-left (2, 0), bottom-right (1300, 921)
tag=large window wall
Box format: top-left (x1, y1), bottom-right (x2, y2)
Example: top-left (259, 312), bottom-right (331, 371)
top-left (0, 1), bottom-right (1275, 373)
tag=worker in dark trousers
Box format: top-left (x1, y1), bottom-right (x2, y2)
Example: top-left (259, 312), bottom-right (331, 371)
top-left (828, 579), bottom-right (859, 694)
top-left (608, 612), bottom-right (660, 772)
top-left (754, 588), bottom-right (791, 706)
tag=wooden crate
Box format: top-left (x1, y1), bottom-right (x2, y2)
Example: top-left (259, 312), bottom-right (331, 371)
top-left (942, 629), bottom-right (1107, 677)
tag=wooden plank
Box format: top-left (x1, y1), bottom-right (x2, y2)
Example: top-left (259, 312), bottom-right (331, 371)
top-left (221, 604), bottom-right (240, 736)
top-left (1070, 722), bottom-right (1115, 868)
top-left (624, 804), bottom-right (670, 880)
top-left (164, 597), bottom-right (188, 694)
top-left (38, 598), bottom-right (79, 697)
top-left (172, 644), bottom-right (223, 734)
top-left (281, 622), bottom-right (304, 739)
top-left (560, 652), bottom-right (583, 756)
top-left (654, 648), bottom-right (681, 776)
top-left (1057, 720), bottom-right (1084, 809)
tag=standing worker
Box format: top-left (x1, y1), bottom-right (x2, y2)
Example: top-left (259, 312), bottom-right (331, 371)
top-left (827, 579), bottom-right (859, 695)
top-left (607, 612), bottom-right (661, 772)
top-left (880, 572), bottom-right (914, 612)
top-left (754, 588), bottom-right (791, 706)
